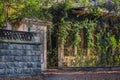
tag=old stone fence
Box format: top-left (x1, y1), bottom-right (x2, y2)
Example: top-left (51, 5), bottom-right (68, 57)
top-left (0, 29), bottom-right (43, 78)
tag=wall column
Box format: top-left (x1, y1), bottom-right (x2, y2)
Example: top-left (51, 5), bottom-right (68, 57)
top-left (41, 26), bottom-right (47, 71)
top-left (58, 44), bottom-right (64, 68)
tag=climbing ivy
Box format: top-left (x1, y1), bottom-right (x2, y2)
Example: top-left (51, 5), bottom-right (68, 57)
top-left (0, 0), bottom-right (120, 67)
top-left (81, 20), bottom-right (96, 48)
top-left (49, 1), bottom-right (120, 67)
top-left (71, 21), bottom-right (81, 46)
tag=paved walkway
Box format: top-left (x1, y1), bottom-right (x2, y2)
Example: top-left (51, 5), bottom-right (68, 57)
top-left (43, 69), bottom-right (120, 80)
top-left (0, 69), bottom-right (120, 80)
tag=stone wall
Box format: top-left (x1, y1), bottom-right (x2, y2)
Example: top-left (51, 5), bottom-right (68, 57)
top-left (0, 29), bottom-right (43, 78)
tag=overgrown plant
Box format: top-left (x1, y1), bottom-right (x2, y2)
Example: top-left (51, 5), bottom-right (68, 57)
top-left (0, 0), bottom-right (120, 67)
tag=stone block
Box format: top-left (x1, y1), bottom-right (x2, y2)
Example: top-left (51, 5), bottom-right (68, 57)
top-left (31, 62), bottom-right (37, 68)
top-left (0, 44), bottom-right (3, 49)
top-left (32, 62), bottom-right (41, 68)
top-left (12, 62), bottom-right (19, 68)
top-left (0, 50), bottom-right (10, 56)
top-left (9, 44), bottom-right (17, 49)
top-left (0, 43), bottom-right (8, 49)
top-left (14, 68), bottom-right (23, 74)
top-left (6, 68), bottom-right (15, 74)
top-left (22, 50), bottom-right (27, 55)
top-left (22, 56), bottom-right (31, 62)
top-left (9, 44), bottom-right (22, 50)
top-left (37, 62), bottom-right (41, 68)
top-left (25, 45), bottom-right (32, 50)
top-left (31, 68), bottom-right (41, 76)
top-left (30, 51), bottom-right (39, 55)
top-left (17, 62), bottom-right (23, 68)
top-left (26, 50), bottom-right (33, 55)
top-left (22, 45), bottom-right (27, 49)
top-left (31, 56), bottom-right (40, 62)
top-left (0, 69), bottom-right (6, 75)
top-left (14, 56), bottom-right (23, 62)
top-left (0, 63), bottom-right (6, 69)
top-left (6, 62), bottom-right (25, 69)
top-left (32, 45), bottom-right (40, 51)
top-left (17, 62), bottom-right (28, 68)
top-left (23, 68), bottom-right (31, 74)
top-left (18, 44), bottom-right (23, 49)
top-left (5, 62), bottom-right (15, 69)
top-left (26, 62), bottom-right (41, 68)
top-left (0, 56), bottom-right (2, 62)
top-left (27, 62), bottom-right (33, 68)
top-left (35, 51), bottom-right (41, 55)
top-left (1, 56), bottom-right (5, 62)
top-left (9, 50), bottom-right (24, 56)
top-left (4, 56), bottom-right (14, 62)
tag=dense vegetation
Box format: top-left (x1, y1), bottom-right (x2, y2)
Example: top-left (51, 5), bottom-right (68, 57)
top-left (0, 0), bottom-right (120, 67)
top-left (47, 0), bottom-right (120, 67)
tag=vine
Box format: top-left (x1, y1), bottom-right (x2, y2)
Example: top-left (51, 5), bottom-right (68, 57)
top-left (81, 19), bottom-right (96, 48)
top-left (0, 0), bottom-right (120, 67)
top-left (71, 21), bottom-right (82, 46)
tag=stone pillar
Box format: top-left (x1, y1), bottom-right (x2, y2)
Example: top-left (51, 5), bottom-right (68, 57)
top-left (41, 26), bottom-right (47, 71)
top-left (74, 45), bottom-right (77, 55)
top-left (16, 19), bottom-right (27, 31)
top-left (58, 44), bottom-right (64, 68)
top-left (24, 18), bottom-right (51, 71)
top-left (6, 22), bottom-right (12, 30)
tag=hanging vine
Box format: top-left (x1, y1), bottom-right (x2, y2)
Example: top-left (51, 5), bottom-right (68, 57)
top-left (71, 21), bottom-right (82, 46)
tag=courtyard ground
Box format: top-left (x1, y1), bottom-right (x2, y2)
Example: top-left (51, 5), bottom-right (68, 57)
top-left (0, 69), bottom-right (120, 80)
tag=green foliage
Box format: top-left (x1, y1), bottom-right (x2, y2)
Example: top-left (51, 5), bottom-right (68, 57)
top-left (0, 0), bottom-right (120, 67)
top-left (21, 0), bottom-right (41, 18)
top-left (0, 0), bottom-right (4, 27)
top-left (60, 21), bottom-right (71, 45)
top-left (110, 35), bottom-right (117, 48)
top-left (112, 0), bottom-right (120, 6)
top-left (79, 0), bottom-right (90, 6)
top-left (89, 6), bottom-right (107, 16)
top-left (48, 2), bottom-right (120, 67)
top-left (81, 20), bottom-right (96, 48)
top-left (0, 0), bottom-right (54, 27)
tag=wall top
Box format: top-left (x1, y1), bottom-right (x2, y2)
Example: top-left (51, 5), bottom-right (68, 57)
top-left (24, 18), bottom-right (52, 26)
